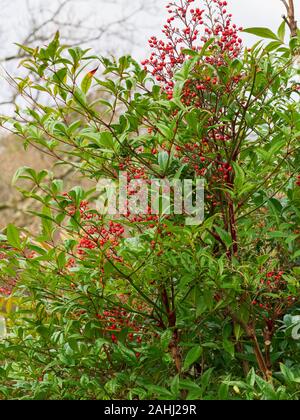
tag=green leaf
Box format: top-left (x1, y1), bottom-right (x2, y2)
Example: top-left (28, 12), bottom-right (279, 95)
top-left (214, 226), bottom-right (232, 248)
top-left (39, 207), bottom-right (55, 240)
top-left (234, 323), bottom-right (243, 341)
top-left (243, 27), bottom-right (279, 41)
top-left (230, 58), bottom-right (243, 73)
top-left (69, 186), bottom-right (84, 207)
top-left (183, 346), bottom-right (203, 371)
top-left (255, 375), bottom-right (278, 399)
top-left (200, 368), bottom-right (214, 392)
top-left (232, 162), bottom-right (245, 192)
top-left (46, 31), bottom-right (60, 59)
top-left (181, 49), bottom-right (199, 57)
top-left (265, 41), bottom-right (283, 52)
top-left (83, 131), bottom-right (115, 150)
top-left (12, 166), bottom-right (38, 185)
top-left (160, 329), bottom-right (172, 350)
top-left (171, 374), bottom-right (180, 396)
top-left (218, 383), bottom-right (229, 400)
top-left (172, 81), bottom-right (184, 100)
top-left (68, 47), bottom-right (87, 71)
top-left (73, 88), bottom-right (87, 107)
top-left (156, 123), bottom-right (173, 140)
top-left (15, 43), bottom-right (35, 55)
top-left (223, 338), bottom-right (235, 358)
top-left (99, 132), bottom-right (115, 149)
top-left (52, 68), bottom-right (67, 86)
top-left (57, 252), bottom-right (66, 270)
top-left (280, 363), bottom-right (295, 384)
top-left (277, 21), bottom-right (286, 42)
top-left (146, 385), bottom-right (174, 399)
top-left (81, 72), bottom-right (93, 94)
top-left (174, 59), bottom-right (193, 81)
top-left (158, 151), bottom-right (170, 172)
top-left (6, 224), bottom-right (22, 250)
top-left (199, 37), bottom-right (216, 57)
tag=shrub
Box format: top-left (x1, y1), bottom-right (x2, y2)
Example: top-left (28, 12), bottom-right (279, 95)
top-left (0, 0), bottom-right (300, 400)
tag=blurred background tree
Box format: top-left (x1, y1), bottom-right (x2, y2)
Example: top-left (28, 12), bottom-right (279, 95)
top-left (0, 0), bottom-right (160, 229)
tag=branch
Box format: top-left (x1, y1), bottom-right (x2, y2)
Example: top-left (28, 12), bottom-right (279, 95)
top-left (0, 0), bottom-right (160, 107)
top-left (281, 0), bottom-right (298, 37)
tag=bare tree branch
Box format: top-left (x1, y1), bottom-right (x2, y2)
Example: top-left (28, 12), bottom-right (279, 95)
top-left (0, 0), bottom-right (159, 107)
top-left (281, 0), bottom-right (298, 37)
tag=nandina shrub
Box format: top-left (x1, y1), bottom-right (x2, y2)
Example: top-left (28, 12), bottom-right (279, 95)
top-left (0, 0), bottom-right (300, 400)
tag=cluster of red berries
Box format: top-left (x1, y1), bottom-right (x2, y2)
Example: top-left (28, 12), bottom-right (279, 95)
top-left (77, 220), bottom-right (124, 263)
top-left (174, 140), bottom-right (233, 209)
top-left (0, 243), bottom-right (36, 296)
top-left (0, 244), bottom-right (14, 296)
top-left (64, 197), bottom-right (125, 266)
top-left (119, 159), bottom-right (147, 182)
top-left (142, 0), bottom-right (242, 100)
top-left (117, 160), bottom-right (162, 225)
top-left (176, 140), bottom-right (232, 177)
top-left (252, 271), bottom-right (297, 317)
top-left (0, 278), bottom-right (16, 297)
top-left (64, 194), bottom-right (91, 218)
top-left (0, 247), bottom-right (7, 261)
top-left (296, 175), bottom-right (300, 187)
top-left (96, 299), bottom-right (155, 358)
top-left (139, 1), bottom-right (244, 212)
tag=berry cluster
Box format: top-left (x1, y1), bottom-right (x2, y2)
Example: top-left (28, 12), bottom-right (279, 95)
top-left (0, 278), bottom-right (16, 297)
top-left (0, 244), bottom-right (14, 296)
top-left (0, 250), bottom-right (7, 261)
top-left (174, 140), bottom-right (233, 210)
top-left (118, 160), bottom-right (161, 224)
top-left (140, 1), bottom-right (244, 212)
top-left (64, 198), bottom-right (125, 266)
top-left (64, 195), bottom-right (91, 218)
top-left (252, 271), bottom-right (297, 318)
top-left (142, 0), bottom-right (242, 100)
top-left (96, 299), bottom-right (155, 358)
top-left (296, 174), bottom-right (300, 187)
top-left (77, 220), bottom-right (124, 263)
